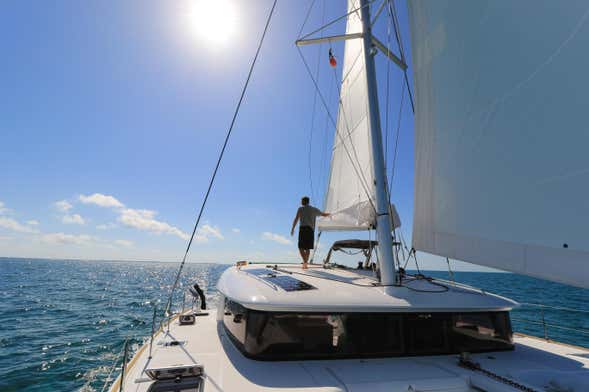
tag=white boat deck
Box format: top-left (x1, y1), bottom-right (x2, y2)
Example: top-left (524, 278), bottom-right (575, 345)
top-left (216, 264), bottom-right (517, 313)
top-left (111, 309), bottom-right (589, 392)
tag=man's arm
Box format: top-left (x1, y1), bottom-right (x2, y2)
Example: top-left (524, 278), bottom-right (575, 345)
top-left (315, 207), bottom-right (330, 217)
top-left (290, 210), bottom-right (300, 236)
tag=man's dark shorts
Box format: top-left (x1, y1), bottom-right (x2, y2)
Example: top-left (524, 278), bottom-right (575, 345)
top-left (298, 226), bottom-right (314, 250)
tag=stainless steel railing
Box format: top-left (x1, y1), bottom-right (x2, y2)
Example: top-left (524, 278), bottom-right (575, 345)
top-left (118, 339), bottom-right (129, 392)
top-left (100, 284), bottom-right (207, 391)
top-left (512, 302), bottom-right (589, 346)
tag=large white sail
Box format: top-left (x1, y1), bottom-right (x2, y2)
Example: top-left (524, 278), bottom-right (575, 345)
top-left (318, 0), bottom-right (376, 232)
top-left (409, 0), bottom-right (589, 288)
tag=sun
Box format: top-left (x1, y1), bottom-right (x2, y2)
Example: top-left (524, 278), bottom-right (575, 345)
top-left (189, 0), bottom-right (237, 46)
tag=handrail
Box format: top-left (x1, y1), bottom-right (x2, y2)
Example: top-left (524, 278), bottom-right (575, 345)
top-left (149, 306), bottom-right (157, 359)
top-left (106, 305), bottom-right (186, 392)
top-left (119, 339), bottom-right (130, 392)
top-left (512, 317), bottom-right (589, 336)
top-left (512, 302), bottom-right (589, 347)
top-left (181, 291), bottom-right (186, 314)
top-left (100, 339), bottom-right (126, 392)
top-left (519, 302), bottom-right (589, 314)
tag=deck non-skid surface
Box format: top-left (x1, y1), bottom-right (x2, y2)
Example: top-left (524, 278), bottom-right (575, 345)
top-left (113, 310), bottom-right (589, 392)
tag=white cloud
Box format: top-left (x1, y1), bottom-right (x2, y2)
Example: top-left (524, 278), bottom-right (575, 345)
top-left (262, 231), bottom-right (292, 245)
top-left (41, 232), bottom-right (94, 245)
top-left (199, 224), bottom-right (224, 240)
top-left (114, 239), bottom-right (134, 247)
top-left (231, 228), bottom-right (240, 233)
top-left (96, 223), bottom-right (117, 230)
top-left (62, 214), bottom-right (85, 225)
top-left (26, 220), bottom-right (39, 226)
top-left (79, 193), bottom-right (124, 208)
top-left (118, 208), bottom-right (189, 240)
top-left (0, 201), bottom-right (10, 214)
top-left (54, 200), bottom-right (73, 212)
top-left (0, 217), bottom-right (39, 234)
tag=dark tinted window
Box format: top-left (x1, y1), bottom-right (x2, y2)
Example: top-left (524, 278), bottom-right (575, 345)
top-left (244, 312), bottom-right (401, 359)
top-left (222, 306), bottom-right (513, 360)
top-left (405, 313), bottom-right (450, 354)
top-left (244, 312), bottom-right (403, 359)
top-left (223, 299), bottom-right (247, 345)
top-left (451, 312), bottom-right (513, 352)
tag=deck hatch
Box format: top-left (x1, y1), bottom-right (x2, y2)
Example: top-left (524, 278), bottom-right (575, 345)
top-left (145, 364), bottom-right (203, 381)
top-left (244, 268), bottom-right (316, 291)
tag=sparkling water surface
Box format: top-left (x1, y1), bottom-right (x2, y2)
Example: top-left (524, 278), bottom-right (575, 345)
top-left (1, 258), bottom-right (588, 391)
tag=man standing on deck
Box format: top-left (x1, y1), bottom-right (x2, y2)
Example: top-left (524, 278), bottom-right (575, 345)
top-left (290, 196), bottom-right (330, 269)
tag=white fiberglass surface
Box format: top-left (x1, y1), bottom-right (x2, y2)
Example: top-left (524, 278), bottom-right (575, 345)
top-left (409, 0), bottom-right (589, 288)
top-left (114, 310), bottom-right (589, 392)
top-left (216, 265), bottom-right (516, 312)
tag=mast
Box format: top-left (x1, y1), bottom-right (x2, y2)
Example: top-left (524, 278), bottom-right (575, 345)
top-left (359, 0), bottom-right (398, 286)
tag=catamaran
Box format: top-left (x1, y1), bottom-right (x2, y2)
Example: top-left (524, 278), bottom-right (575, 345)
top-left (109, 1), bottom-right (589, 391)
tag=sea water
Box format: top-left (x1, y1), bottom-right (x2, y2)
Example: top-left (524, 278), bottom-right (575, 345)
top-left (1, 258), bottom-right (588, 391)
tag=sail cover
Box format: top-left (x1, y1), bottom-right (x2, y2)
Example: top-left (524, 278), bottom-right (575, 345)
top-left (318, 0), bottom-right (376, 231)
top-left (409, 1), bottom-right (589, 288)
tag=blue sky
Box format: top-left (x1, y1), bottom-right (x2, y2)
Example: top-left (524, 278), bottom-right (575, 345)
top-left (0, 0), bottom-right (488, 271)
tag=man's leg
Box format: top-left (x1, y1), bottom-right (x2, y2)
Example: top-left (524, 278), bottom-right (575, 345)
top-left (299, 248), bottom-right (306, 265)
top-left (303, 249), bottom-right (311, 269)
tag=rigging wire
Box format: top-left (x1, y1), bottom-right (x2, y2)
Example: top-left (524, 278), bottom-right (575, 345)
top-left (384, 0), bottom-right (392, 162)
top-left (307, 47), bottom-right (320, 201)
top-left (398, 228), bottom-right (408, 260)
top-left (297, 0), bottom-right (318, 39)
top-left (319, 69), bottom-right (334, 198)
top-left (446, 257), bottom-right (456, 284)
top-left (317, 2), bottom-right (336, 206)
top-left (388, 83), bottom-right (405, 198)
top-left (381, 0), bottom-right (406, 203)
top-left (309, 230), bottom-right (322, 264)
top-left (297, 45), bottom-right (376, 214)
top-left (330, 62), bottom-right (377, 214)
top-left (299, 0), bottom-right (377, 42)
top-left (307, 0), bottom-right (327, 202)
top-left (163, 0), bottom-right (278, 318)
top-left (297, 1), bottom-right (376, 212)
top-left (388, 0), bottom-right (414, 113)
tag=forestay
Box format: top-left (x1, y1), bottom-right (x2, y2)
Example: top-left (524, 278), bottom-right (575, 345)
top-left (409, 0), bottom-right (589, 288)
top-left (318, 0), bottom-right (375, 232)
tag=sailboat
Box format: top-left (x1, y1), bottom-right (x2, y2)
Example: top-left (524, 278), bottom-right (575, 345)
top-left (110, 1), bottom-right (589, 391)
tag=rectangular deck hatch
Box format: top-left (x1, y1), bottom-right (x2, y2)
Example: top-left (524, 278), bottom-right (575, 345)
top-left (146, 377), bottom-right (202, 392)
top-left (145, 364), bottom-right (203, 381)
top-left (245, 268), bottom-right (316, 291)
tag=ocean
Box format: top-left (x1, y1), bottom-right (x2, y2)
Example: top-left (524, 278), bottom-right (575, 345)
top-left (1, 257), bottom-right (588, 391)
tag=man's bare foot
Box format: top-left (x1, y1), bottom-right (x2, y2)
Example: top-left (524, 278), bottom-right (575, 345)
top-left (302, 263), bottom-right (308, 270)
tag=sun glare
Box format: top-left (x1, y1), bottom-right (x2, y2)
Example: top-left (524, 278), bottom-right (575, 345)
top-left (189, 0), bottom-right (237, 46)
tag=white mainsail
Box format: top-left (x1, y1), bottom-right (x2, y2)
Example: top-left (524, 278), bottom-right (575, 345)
top-left (318, 0), bottom-right (376, 232)
top-left (409, 0), bottom-right (589, 288)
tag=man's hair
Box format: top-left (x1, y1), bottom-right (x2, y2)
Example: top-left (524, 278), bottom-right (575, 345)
top-left (301, 196), bottom-right (310, 206)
